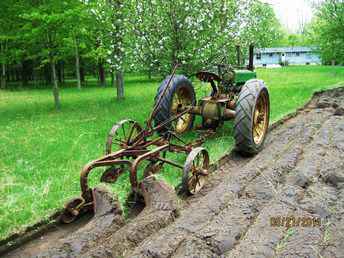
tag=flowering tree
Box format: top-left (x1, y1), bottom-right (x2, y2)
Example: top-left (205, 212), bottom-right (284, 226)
top-left (1, 0), bottom-right (283, 101)
top-left (127, 0), bottom-right (282, 76)
top-left (89, 0), bottom-right (126, 99)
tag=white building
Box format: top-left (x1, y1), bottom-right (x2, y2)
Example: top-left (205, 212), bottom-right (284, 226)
top-left (254, 46), bottom-right (321, 67)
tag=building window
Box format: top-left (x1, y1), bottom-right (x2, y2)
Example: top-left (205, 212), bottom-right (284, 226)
top-left (269, 53), bottom-right (273, 57)
top-left (256, 53), bottom-right (261, 60)
top-left (296, 52), bottom-right (300, 56)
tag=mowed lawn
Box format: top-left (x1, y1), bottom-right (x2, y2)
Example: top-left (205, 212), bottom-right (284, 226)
top-left (0, 66), bottom-right (343, 240)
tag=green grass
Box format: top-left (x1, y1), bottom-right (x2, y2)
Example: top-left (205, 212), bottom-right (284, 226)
top-left (0, 65), bottom-right (343, 240)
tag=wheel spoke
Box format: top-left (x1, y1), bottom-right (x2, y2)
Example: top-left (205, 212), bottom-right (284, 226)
top-left (127, 124), bottom-right (135, 144)
top-left (107, 121), bottom-right (144, 154)
top-left (114, 138), bottom-right (126, 145)
top-left (122, 125), bottom-right (126, 140)
top-left (193, 154), bottom-right (200, 169)
top-left (197, 154), bottom-right (202, 167)
top-left (194, 176), bottom-right (198, 191)
top-left (197, 175), bottom-right (201, 186)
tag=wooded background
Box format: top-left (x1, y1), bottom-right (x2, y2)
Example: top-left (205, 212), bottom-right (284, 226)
top-left (0, 0), bottom-right (343, 109)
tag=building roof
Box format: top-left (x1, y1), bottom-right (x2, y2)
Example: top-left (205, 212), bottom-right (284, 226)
top-left (257, 46), bottom-right (317, 54)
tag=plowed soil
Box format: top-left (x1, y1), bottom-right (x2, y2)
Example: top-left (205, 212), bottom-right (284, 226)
top-left (3, 87), bottom-right (344, 258)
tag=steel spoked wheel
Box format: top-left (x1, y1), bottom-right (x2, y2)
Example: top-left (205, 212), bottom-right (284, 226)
top-left (182, 147), bottom-right (209, 195)
top-left (171, 87), bottom-right (194, 134)
top-left (106, 119), bottom-right (143, 154)
top-left (253, 90), bottom-right (269, 145)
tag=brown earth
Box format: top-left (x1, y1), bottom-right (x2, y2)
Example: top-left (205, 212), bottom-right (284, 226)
top-left (2, 87), bottom-right (344, 258)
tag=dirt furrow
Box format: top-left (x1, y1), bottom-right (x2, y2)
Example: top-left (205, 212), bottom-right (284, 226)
top-left (129, 88), bottom-right (344, 258)
top-left (229, 90), bottom-right (344, 258)
top-left (128, 107), bottom-right (328, 258)
top-left (3, 86), bottom-right (344, 258)
top-left (226, 115), bottom-right (339, 257)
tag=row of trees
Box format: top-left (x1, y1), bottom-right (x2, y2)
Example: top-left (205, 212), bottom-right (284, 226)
top-left (0, 0), bottom-right (283, 109)
top-left (310, 0), bottom-right (344, 65)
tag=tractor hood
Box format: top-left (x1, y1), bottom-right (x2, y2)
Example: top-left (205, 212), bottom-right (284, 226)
top-left (234, 69), bottom-right (256, 84)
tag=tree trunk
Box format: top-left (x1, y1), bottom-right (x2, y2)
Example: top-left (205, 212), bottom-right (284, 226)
top-left (6, 64), bottom-right (10, 82)
top-left (0, 41), bottom-right (6, 88)
top-left (8, 65), bottom-right (12, 82)
top-left (111, 72), bottom-right (115, 88)
top-left (21, 60), bottom-right (30, 87)
top-left (74, 37), bottom-right (81, 89)
top-left (57, 61), bottom-right (63, 83)
top-left (50, 57), bottom-right (61, 110)
top-left (1, 63), bottom-right (5, 89)
top-left (80, 64), bottom-right (85, 83)
top-left (44, 65), bottom-right (52, 85)
top-left (15, 67), bottom-right (21, 82)
top-left (98, 62), bottom-right (106, 87)
top-left (116, 71), bottom-right (124, 99)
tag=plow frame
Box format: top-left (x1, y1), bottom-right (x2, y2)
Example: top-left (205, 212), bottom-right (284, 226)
top-left (80, 132), bottom-right (196, 202)
top-left (61, 70), bottom-right (210, 223)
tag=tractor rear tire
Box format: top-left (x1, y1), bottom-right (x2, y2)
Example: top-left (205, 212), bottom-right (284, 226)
top-left (153, 75), bottom-right (196, 135)
top-left (234, 79), bottom-right (270, 155)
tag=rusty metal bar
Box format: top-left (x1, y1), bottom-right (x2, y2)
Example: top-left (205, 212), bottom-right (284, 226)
top-left (168, 143), bottom-right (191, 153)
top-left (153, 107), bottom-right (192, 131)
top-left (155, 157), bottom-right (184, 169)
top-left (141, 136), bottom-right (167, 148)
top-left (130, 144), bottom-right (170, 191)
top-left (80, 159), bottom-right (133, 198)
top-left (223, 108), bottom-right (236, 120)
top-left (100, 149), bottom-right (147, 161)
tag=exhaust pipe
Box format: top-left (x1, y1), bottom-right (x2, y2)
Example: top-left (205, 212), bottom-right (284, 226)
top-left (248, 44), bottom-right (254, 71)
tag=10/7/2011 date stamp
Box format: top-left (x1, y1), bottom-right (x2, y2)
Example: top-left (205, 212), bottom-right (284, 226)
top-left (270, 216), bottom-right (322, 228)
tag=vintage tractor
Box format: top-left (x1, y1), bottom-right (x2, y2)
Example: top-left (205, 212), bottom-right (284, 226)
top-left (153, 44), bottom-right (270, 154)
top-left (60, 45), bottom-right (270, 223)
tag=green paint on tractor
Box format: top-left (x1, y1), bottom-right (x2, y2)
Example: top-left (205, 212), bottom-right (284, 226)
top-left (234, 70), bottom-right (257, 85)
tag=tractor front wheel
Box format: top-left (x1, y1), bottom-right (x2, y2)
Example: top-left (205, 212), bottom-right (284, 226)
top-left (234, 79), bottom-right (270, 155)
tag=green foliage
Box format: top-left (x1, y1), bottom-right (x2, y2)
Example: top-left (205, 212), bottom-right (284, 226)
top-left (240, 1), bottom-right (284, 48)
top-left (0, 0), bottom-right (284, 80)
top-left (310, 0), bottom-right (344, 64)
top-left (0, 1), bottom-right (25, 64)
top-left (21, 1), bottom-right (81, 62)
top-left (127, 0), bottom-right (283, 75)
top-left (0, 66), bottom-right (343, 240)
top-left (274, 33), bottom-right (312, 47)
